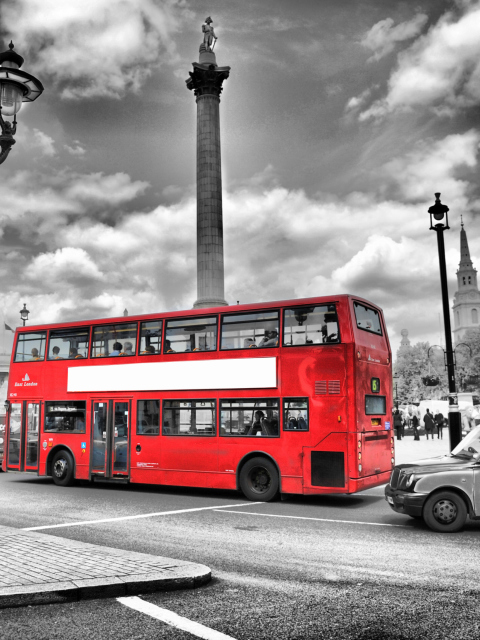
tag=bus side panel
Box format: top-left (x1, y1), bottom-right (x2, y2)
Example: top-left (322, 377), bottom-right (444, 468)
top-left (302, 432), bottom-right (348, 494)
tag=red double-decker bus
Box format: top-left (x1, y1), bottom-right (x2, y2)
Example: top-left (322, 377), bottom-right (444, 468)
top-left (2, 295), bottom-right (394, 501)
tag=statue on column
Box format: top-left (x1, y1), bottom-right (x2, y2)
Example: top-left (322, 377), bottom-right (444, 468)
top-left (202, 17), bottom-right (217, 51)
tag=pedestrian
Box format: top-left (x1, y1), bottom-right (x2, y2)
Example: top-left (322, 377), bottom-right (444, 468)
top-left (412, 414), bottom-right (420, 440)
top-left (424, 409), bottom-right (435, 440)
top-left (434, 411), bottom-right (444, 440)
top-left (394, 409), bottom-right (402, 440)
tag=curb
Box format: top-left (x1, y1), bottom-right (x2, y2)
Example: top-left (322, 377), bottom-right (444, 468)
top-left (0, 524), bottom-right (211, 609)
top-left (0, 566), bottom-right (211, 609)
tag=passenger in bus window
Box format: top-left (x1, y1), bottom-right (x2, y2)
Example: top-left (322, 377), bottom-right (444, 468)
top-left (165, 340), bottom-right (176, 353)
top-left (258, 329), bottom-right (278, 347)
top-left (246, 410), bottom-right (265, 436)
top-left (69, 347), bottom-right (84, 359)
top-left (244, 338), bottom-right (256, 348)
top-left (121, 341), bottom-right (134, 356)
top-left (109, 342), bottom-right (122, 356)
top-left (51, 346), bottom-right (63, 360)
top-left (31, 348), bottom-right (42, 361)
top-left (142, 345), bottom-right (155, 355)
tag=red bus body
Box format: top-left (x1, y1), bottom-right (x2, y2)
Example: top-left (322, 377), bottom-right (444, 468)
top-left (2, 295), bottom-right (394, 498)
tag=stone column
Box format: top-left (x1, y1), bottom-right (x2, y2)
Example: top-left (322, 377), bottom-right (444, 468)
top-left (186, 47), bottom-right (230, 309)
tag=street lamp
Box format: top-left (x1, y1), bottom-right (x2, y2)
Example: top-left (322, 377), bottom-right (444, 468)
top-left (19, 303), bottom-right (29, 326)
top-left (428, 193), bottom-right (462, 450)
top-left (0, 41), bottom-right (44, 165)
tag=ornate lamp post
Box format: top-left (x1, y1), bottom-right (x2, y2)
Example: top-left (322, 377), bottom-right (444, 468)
top-left (428, 193), bottom-right (462, 450)
top-left (19, 303), bottom-right (29, 326)
top-left (0, 42), bottom-right (44, 165)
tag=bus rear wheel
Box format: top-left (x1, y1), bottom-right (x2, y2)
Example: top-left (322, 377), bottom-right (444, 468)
top-left (240, 457), bottom-right (279, 502)
top-left (51, 450), bottom-right (75, 487)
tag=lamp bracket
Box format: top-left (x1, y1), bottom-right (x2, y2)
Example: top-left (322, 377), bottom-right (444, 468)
top-left (0, 108), bottom-right (16, 165)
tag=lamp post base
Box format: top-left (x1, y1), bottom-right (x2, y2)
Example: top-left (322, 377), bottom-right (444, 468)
top-left (448, 411), bottom-right (462, 451)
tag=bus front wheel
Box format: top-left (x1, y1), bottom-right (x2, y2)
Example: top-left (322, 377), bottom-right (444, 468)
top-left (240, 457), bottom-right (279, 502)
top-left (51, 450), bottom-right (75, 487)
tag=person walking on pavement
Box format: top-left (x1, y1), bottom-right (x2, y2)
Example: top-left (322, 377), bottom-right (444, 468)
top-left (394, 409), bottom-right (403, 440)
top-left (434, 411), bottom-right (444, 439)
top-left (412, 414), bottom-right (420, 440)
top-left (424, 409), bottom-right (435, 440)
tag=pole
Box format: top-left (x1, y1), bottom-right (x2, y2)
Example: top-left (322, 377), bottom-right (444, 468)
top-left (435, 226), bottom-right (462, 450)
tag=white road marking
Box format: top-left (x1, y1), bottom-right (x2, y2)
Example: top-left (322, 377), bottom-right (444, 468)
top-left (214, 509), bottom-right (409, 528)
top-left (118, 596), bottom-right (237, 640)
top-left (21, 502), bottom-right (261, 531)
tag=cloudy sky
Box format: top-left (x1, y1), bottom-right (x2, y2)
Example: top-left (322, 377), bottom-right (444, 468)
top-left (0, 0), bottom-right (479, 355)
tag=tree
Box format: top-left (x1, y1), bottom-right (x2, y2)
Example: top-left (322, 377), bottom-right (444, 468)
top-left (394, 341), bottom-right (448, 404)
top-left (455, 328), bottom-right (480, 392)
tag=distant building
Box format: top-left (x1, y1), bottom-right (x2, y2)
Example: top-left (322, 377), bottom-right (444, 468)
top-left (452, 222), bottom-right (480, 344)
top-left (398, 329), bottom-right (411, 353)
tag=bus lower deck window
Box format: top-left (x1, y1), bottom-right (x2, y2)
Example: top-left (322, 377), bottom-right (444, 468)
top-left (220, 399), bottom-right (279, 437)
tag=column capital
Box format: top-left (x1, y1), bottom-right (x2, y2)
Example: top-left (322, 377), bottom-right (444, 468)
top-left (186, 63), bottom-right (230, 98)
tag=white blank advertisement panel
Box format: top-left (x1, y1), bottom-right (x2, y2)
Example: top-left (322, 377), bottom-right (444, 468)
top-left (67, 357), bottom-right (277, 393)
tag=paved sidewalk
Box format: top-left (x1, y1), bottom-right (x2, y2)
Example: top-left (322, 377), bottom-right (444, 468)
top-left (0, 525), bottom-right (210, 609)
top-left (394, 434), bottom-right (451, 465)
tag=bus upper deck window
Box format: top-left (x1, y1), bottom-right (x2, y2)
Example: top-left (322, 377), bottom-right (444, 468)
top-left (220, 311), bottom-right (279, 350)
top-left (354, 302), bottom-right (382, 336)
top-left (14, 331), bottom-right (47, 363)
top-left (164, 317), bottom-right (217, 354)
top-left (139, 320), bottom-right (162, 355)
top-left (49, 327), bottom-right (90, 360)
top-left (283, 305), bottom-right (339, 347)
top-left (91, 323), bottom-right (138, 358)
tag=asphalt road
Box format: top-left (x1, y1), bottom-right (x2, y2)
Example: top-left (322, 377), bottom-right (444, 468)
top-left (1, 465), bottom-right (479, 640)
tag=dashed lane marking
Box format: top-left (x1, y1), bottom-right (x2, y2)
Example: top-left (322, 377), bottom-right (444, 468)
top-left (118, 596), bottom-right (237, 640)
top-left (214, 509), bottom-right (409, 528)
top-left (21, 502), bottom-right (261, 531)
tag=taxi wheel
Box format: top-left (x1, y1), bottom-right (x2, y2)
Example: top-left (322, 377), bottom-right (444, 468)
top-left (51, 450), bottom-right (75, 487)
top-left (240, 457), bottom-right (279, 502)
top-left (423, 491), bottom-right (467, 533)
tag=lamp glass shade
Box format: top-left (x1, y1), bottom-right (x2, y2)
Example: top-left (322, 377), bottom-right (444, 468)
top-left (0, 82), bottom-right (23, 116)
top-left (433, 212), bottom-right (445, 221)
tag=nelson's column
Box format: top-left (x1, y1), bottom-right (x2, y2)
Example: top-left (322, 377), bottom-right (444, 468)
top-left (186, 17), bottom-right (230, 309)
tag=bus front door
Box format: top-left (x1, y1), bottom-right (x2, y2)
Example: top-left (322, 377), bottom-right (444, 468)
top-left (6, 401), bottom-right (40, 472)
top-left (91, 400), bottom-right (131, 479)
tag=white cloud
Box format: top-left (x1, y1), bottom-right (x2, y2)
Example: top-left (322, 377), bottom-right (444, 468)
top-left (360, 3), bottom-right (480, 119)
top-left (64, 172), bottom-right (150, 205)
top-left (64, 141), bottom-right (86, 156)
top-left (381, 130), bottom-right (480, 203)
top-left (361, 13), bottom-right (428, 61)
top-left (1, 0), bottom-right (191, 99)
top-left (32, 129), bottom-right (56, 157)
top-left (25, 247), bottom-right (103, 285)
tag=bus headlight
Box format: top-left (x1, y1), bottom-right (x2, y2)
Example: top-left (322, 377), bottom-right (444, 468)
top-left (358, 464), bottom-right (362, 472)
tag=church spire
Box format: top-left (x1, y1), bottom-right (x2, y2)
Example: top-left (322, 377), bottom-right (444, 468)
top-left (453, 221), bottom-right (480, 344)
top-left (459, 222), bottom-right (474, 270)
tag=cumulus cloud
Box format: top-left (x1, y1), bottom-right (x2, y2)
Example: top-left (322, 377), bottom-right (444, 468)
top-left (31, 129), bottom-right (56, 157)
top-left (25, 247), bottom-right (103, 285)
top-left (381, 130), bottom-right (480, 203)
top-left (361, 13), bottom-right (428, 61)
top-left (359, 2), bottom-right (480, 119)
top-left (64, 141), bottom-right (86, 156)
top-left (0, 144), bottom-right (476, 348)
top-left (1, 0), bottom-right (191, 99)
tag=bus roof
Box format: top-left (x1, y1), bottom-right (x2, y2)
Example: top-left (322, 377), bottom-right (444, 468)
top-left (15, 294), bottom-right (384, 333)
